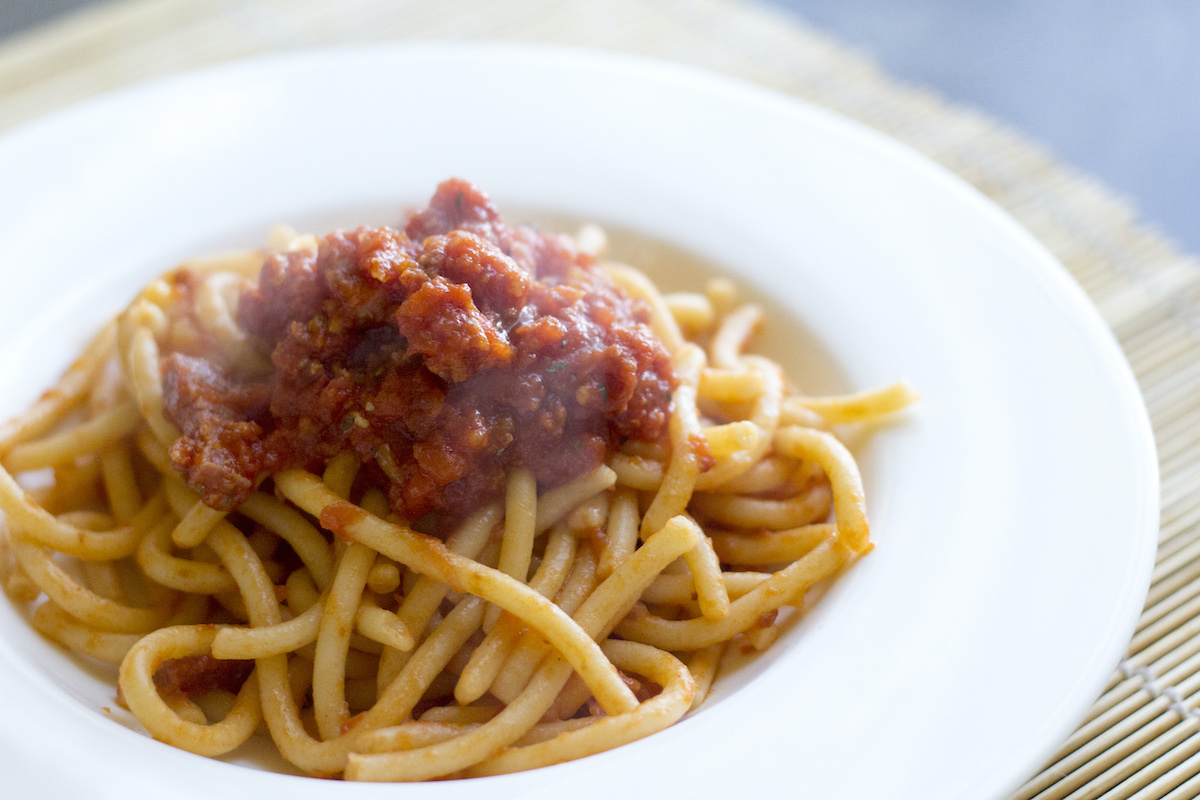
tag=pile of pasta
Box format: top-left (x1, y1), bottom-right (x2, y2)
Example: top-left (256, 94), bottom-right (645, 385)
top-left (0, 234), bottom-right (914, 780)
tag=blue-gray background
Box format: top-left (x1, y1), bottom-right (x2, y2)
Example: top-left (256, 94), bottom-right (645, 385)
top-left (2, 0), bottom-right (1197, 254)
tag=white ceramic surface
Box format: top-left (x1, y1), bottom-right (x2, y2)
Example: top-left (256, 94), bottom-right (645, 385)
top-left (0, 45), bottom-right (1158, 799)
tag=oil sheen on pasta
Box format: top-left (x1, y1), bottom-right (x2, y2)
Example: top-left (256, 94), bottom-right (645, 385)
top-left (161, 179), bottom-right (677, 525)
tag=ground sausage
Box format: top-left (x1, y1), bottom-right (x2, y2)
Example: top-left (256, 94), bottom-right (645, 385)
top-left (161, 179), bottom-right (677, 529)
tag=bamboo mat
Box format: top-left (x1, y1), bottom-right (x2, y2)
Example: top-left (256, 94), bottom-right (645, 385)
top-left (2, 1), bottom-right (1198, 797)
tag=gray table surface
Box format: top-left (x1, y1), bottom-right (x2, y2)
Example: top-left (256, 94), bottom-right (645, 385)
top-left (2, 0), bottom-right (1197, 255)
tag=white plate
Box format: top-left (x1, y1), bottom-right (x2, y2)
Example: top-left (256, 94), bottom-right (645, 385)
top-left (0, 44), bottom-right (1157, 799)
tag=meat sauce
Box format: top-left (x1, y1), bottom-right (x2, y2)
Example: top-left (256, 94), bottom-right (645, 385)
top-left (152, 653), bottom-right (255, 698)
top-left (162, 179), bottom-right (677, 525)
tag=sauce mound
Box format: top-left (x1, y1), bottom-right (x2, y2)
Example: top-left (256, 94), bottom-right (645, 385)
top-left (161, 179), bottom-right (677, 523)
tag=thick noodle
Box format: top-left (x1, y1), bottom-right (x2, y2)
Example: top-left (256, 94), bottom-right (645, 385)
top-left (0, 215), bottom-right (914, 780)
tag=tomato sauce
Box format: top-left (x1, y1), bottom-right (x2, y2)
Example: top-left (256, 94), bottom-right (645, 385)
top-left (162, 180), bottom-right (676, 525)
top-left (153, 653), bottom-right (254, 697)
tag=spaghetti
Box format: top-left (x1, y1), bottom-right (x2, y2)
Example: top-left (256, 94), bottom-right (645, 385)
top-left (0, 180), bottom-right (915, 780)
